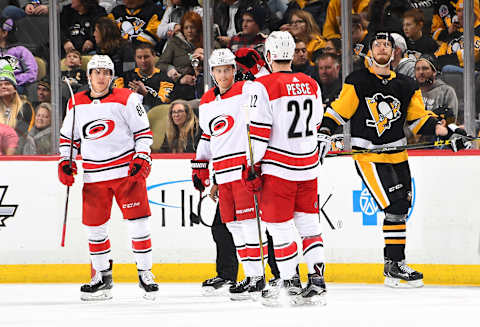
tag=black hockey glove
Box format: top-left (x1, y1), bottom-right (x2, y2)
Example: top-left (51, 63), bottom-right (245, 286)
top-left (442, 124), bottom-right (472, 152)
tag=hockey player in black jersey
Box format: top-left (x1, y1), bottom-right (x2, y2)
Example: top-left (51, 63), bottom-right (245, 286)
top-left (318, 31), bottom-right (470, 288)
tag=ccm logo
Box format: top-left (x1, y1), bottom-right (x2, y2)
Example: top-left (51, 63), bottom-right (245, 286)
top-left (122, 202), bottom-right (140, 209)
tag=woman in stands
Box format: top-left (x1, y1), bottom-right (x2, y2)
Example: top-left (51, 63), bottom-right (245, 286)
top-left (0, 17), bottom-right (38, 94)
top-left (157, 11), bottom-right (203, 100)
top-left (28, 102), bottom-right (51, 154)
top-left (61, 0), bottom-right (107, 55)
top-left (160, 100), bottom-right (200, 153)
top-left (93, 17), bottom-right (134, 77)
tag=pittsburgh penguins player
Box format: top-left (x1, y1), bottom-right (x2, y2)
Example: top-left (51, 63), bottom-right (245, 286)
top-left (318, 31), bottom-right (470, 288)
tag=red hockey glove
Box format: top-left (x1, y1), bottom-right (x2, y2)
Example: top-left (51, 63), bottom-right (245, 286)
top-left (58, 158), bottom-right (77, 187)
top-left (191, 160), bottom-right (210, 192)
top-left (242, 165), bottom-right (262, 194)
top-left (128, 152), bottom-right (152, 180)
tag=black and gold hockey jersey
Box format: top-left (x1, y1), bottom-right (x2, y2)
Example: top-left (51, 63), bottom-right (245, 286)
top-left (114, 67), bottom-right (176, 111)
top-left (108, 0), bottom-right (163, 47)
top-left (435, 23), bottom-right (480, 69)
top-left (321, 66), bottom-right (438, 163)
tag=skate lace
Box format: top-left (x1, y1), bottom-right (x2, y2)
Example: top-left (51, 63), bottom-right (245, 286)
top-left (399, 263), bottom-right (415, 274)
top-left (206, 276), bottom-right (222, 284)
top-left (89, 272), bottom-right (102, 286)
top-left (236, 278), bottom-right (249, 287)
top-left (140, 270), bottom-right (155, 285)
top-left (249, 276), bottom-right (262, 286)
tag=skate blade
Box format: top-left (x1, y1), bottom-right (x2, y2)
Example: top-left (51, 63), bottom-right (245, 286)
top-left (230, 293), bottom-right (251, 301)
top-left (201, 285), bottom-right (229, 297)
top-left (249, 291), bottom-right (262, 302)
top-left (143, 291), bottom-right (157, 300)
top-left (384, 277), bottom-right (424, 288)
top-left (80, 289), bottom-right (112, 301)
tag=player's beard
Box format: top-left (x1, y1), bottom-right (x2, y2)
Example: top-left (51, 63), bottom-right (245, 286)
top-left (374, 54), bottom-right (391, 66)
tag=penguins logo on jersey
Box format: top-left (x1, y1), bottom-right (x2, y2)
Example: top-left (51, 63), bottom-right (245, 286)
top-left (119, 16), bottom-right (146, 38)
top-left (365, 93), bottom-right (401, 137)
top-left (82, 119), bottom-right (115, 140)
top-left (353, 43), bottom-right (364, 56)
top-left (209, 115), bottom-right (234, 137)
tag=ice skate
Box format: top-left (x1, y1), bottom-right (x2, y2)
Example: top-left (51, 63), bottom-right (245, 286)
top-left (229, 277), bottom-right (251, 301)
top-left (301, 273), bottom-right (327, 306)
top-left (268, 276), bottom-right (281, 287)
top-left (138, 270), bottom-right (159, 300)
top-left (201, 276), bottom-right (234, 296)
top-left (80, 268), bottom-right (113, 301)
top-left (247, 276), bottom-right (265, 301)
top-left (261, 275), bottom-right (302, 307)
top-left (384, 260), bottom-right (424, 288)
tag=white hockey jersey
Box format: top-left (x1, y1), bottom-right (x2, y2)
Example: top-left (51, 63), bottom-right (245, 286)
top-left (59, 88), bottom-right (153, 183)
top-left (195, 81), bottom-right (252, 185)
top-left (248, 72), bottom-right (323, 181)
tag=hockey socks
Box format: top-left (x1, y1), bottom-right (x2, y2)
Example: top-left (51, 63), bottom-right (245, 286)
top-left (127, 218), bottom-right (153, 271)
top-left (86, 222), bottom-right (111, 272)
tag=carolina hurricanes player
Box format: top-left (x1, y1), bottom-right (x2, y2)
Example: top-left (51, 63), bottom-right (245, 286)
top-left (58, 55), bottom-right (158, 301)
top-left (191, 48), bottom-right (268, 300)
top-left (245, 31), bottom-right (327, 306)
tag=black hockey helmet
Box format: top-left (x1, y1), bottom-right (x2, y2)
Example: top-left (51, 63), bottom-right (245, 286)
top-left (369, 31), bottom-right (396, 50)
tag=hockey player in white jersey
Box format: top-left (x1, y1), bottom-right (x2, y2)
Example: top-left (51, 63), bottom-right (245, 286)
top-left (191, 48), bottom-right (267, 300)
top-left (58, 55), bottom-right (158, 301)
top-left (244, 31), bottom-right (327, 306)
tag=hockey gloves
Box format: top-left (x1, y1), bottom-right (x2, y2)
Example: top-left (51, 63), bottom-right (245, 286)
top-left (129, 152), bottom-right (152, 180)
top-left (443, 124), bottom-right (472, 152)
top-left (242, 165), bottom-right (262, 194)
top-left (317, 128), bottom-right (332, 164)
top-left (191, 160), bottom-right (210, 192)
top-left (58, 158), bottom-right (77, 187)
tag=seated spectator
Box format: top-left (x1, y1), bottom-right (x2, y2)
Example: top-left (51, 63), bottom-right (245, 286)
top-left (94, 17), bottom-right (135, 77)
top-left (0, 61), bottom-right (34, 137)
top-left (61, 49), bottom-right (88, 92)
top-left (391, 33), bottom-right (416, 79)
top-left (352, 14), bottom-right (370, 70)
top-left (281, 0), bottom-right (329, 32)
top-left (402, 9), bottom-right (438, 56)
top-left (61, 0), bottom-right (107, 56)
top-left (415, 54), bottom-right (458, 119)
top-left (2, 0), bottom-right (48, 21)
top-left (313, 52), bottom-right (341, 107)
top-left (324, 38), bottom-right (342, 57)
top-left (0, 17), bottom-right (38, 94)
top-left (323, 0), bottom-right (369, 39)
top-left (431, 0), bottom-right (469, 43)
top-left (115, 42), bottom-right (176, 112)
top-left (108, 0), bottom-right (164, 51)
top-left (32, 76), bottom-right (50, 109)
top-left (0, 122), bottom-right (17, 155)
top-left (228, 6), bottom-right (268, 56)
top-left (157, 11), bottom-right (203, 100)
top-left (160, 100), bottom-right (201, 153)
top-left (280, 9), bottom-right (326, 64)
top-left (157, 0), bottom-right (202, 40)
top-left (367, 0), bottom-right (407, 36)
top-left (436, 0), bottom-right (480, 72)
top-left (292, 39), bottom-right (314, 76)
top-left (28, 102), bottom-right (51, 154)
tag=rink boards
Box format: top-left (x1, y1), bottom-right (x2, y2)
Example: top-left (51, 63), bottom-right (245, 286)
top-left (1, 151), bottom-right (480, 284)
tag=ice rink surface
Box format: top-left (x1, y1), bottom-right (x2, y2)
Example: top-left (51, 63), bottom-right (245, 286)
top-left (0, 283), bottom-right (478, 327)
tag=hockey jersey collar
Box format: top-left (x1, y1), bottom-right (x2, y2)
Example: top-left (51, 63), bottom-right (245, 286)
top-left (368, 65), bottom-right (396, 81)
top-left (87, 88), bottom-right (113, 102)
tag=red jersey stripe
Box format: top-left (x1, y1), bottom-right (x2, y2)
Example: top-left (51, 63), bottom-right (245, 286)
top-left (250, 125), bottom-right (271, 139)
top-left (83, 153), bottom-right (134, 169)
top-left (264, 149), bottom-right (318, 167)
top-left (212, 155), bottom-right (246, 171)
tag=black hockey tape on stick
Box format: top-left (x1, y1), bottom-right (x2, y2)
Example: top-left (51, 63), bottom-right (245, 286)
top-left (325, 136), bottom-right (480, 158)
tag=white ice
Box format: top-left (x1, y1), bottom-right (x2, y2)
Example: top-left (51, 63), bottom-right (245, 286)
top-left (0, 283), bottom-right (478, 327)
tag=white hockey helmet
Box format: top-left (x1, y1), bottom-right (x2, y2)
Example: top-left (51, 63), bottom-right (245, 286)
top-left (264, 31), bottom-right (295, 69)
top-left (87, 55), bottom-right (115, 92)
top-left (208, 48), bottom-right (236, 86)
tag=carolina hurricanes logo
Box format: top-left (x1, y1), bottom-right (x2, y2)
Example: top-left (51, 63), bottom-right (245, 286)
top-left (82, 119), bottom-right (115, 140)
top-left (209, 115), bottom-right (235, 137)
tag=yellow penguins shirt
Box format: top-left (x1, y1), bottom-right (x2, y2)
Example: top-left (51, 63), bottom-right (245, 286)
top-left (321, 66), bottom-right (438, 164)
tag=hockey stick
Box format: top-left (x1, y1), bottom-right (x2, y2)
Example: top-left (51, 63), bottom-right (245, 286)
top-left (243, 103), bottom-right (266, 279)
top-left (61, 77), bottom-right (77, 247)
top-left (326, 136), bottom-right (479, 158)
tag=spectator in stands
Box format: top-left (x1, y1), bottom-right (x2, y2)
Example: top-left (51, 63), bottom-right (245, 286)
top-left (280, 9), bottom-right (326, 64)
top-left (415, 54), bottom-right (458, 120)
top-left (323, 0), bottom-right (369, 39)
top-left (390, 33), bottom-right (416, 79)
top-left (324, 38), bottom-right (342, 57)
top-left (0, 122), bottom-right (17, 155)
top-left (157, 0), bottom-right (202, 40)
top-left (61, 0), bottom-right (107, 56)
top-left (157, 11), bottom-right (203, 100)
top-left (94, 17), bottom-right (135, 77)
top-left (228, 6), bottom-right (268, 56)
top-left (32, 76), bottom-right (50, 109)
top-left (160, 100), bottom-right (201, 153)
top-left (0, 61), bottom-right (34, 137)
top-left (402, 9), bottom-right (438, 56)
top-left (0, 17), bottom-right (38, 94)
top-left (115, 42), bottom-right (176, 112)
top-left (436, 0), bottom-right (480, 72)
top-left (281, 0), bottom-right (328, 33)
top-left (431, 0), bottom-right (465, 43)
top-left (108, 0), bottom-right (164, 51)
top-left (352, 14), bottom-right (370, 70)
top-left (2, 0), bottom-right (48, 21)
top-left (28, 102), bottom-right (51, 154)
top-left (61, 49), bottom-right (87, 92)
top-left (314, 52), bottom-right (341, 107)
top-left (367, 0), bottom-right (408, 36)
top-left (292, 38), bottom-right (314, 76)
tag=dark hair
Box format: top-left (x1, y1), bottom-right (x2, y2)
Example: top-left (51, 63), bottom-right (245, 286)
top-left (403, 8), bottom-right (424, 24)
top-left (352, 14), bottom-right (363, 29)
top-left (81, 0), bottom-right (100, 12)
top-left (95, 17), bottom-right (128, 53)
top-left (327, 38), bottom-right (342, 52)
top-left (316, 52), bottom-right (340, 65)
top-left (180, 11), bottom-right (203, 48)
top-left (134, 42), bottom-right (155, 55)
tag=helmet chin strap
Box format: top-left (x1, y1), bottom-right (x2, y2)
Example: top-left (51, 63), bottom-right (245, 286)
top-left (372, 51), bottom-right (394, 69)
